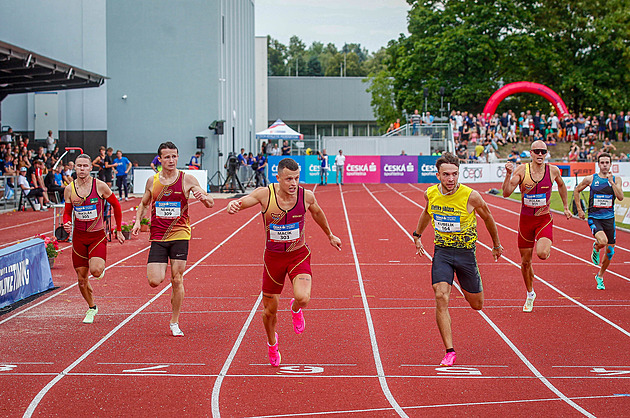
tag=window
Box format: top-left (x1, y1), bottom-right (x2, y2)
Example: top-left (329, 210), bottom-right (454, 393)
top-left (300, 124), bottom-right (315, 139)
top-left (353, 124), bottom-right (367, 136)
top-left (334, 124), bottom-right (349, 136)
top-left (317, 124), bottom-right (332, 138)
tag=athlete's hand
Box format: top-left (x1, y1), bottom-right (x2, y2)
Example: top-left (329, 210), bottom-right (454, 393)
top-left (606, 172), bottom-right (614, 184)
top-left (563, 207), bottom-right (573, 219)
top-left (227, 200), bottom-right (241, 214)
top-left (414, 237), bottom-right (426, 258)
top-left (116, 230), bottom-right (125, 244)
top-left (505, 162), bottom-right (514, 175)
top-left (63, 221), bottom-right (72, 234)
top-left (577, 209), bottom-right (586, 220)
top-left (131, 222), bottom-right (141, 236)
top-left (329, 234), bottom-right (341, 251)
top-left (491, 244), bottom-right (503, 262)
top-left (194, 189), bottom-right (214, 208)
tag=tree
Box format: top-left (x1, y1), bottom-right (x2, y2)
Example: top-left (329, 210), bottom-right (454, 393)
top-left (267, 36), bottom-right (287, 76)
top-left (307, 56), bottom-right (323, 76)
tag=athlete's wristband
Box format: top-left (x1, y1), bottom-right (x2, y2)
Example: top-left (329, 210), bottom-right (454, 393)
top-left (493, 245), bottom-right (503, 250)
top-left (412, 231), bottom-right (421, 238)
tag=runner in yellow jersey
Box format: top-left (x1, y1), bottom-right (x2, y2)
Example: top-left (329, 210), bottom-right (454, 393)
top-left (412, 152), bottom-right (503, 366)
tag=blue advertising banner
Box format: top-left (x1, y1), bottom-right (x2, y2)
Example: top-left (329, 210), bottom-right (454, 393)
top-left (267, 155), bottom-right (306, 183)
top-left (418, 156), bottom-right (439, 183)
top-left (0, 238), bottom-right (54, 309)
top-left (303, 155), bottom-right (335, 184)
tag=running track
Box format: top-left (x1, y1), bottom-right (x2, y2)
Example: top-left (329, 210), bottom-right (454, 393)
top-left (0, 185), bottom-right (629, 417)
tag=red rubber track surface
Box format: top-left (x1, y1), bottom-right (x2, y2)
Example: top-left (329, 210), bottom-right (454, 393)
top-left (0, 186), bottom-right (629, 417)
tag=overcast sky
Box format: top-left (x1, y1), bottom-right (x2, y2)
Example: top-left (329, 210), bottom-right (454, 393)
top-left (255, 0), bottom-right (411, 53)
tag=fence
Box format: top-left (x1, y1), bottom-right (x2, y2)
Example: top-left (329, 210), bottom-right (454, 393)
top-left (0, 175), bottom-right (19, 211)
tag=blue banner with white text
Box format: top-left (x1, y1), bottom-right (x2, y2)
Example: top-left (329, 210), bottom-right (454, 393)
top-left (0, 239), bottom-right (54, 309)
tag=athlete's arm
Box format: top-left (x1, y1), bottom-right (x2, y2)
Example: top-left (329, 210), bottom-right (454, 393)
top-left (502, 163), bottom-right (524, 197)
top-left (92, 156), bottom-right (101, 170)
top-left (413, 191), bottom-right (433, 257)
top-left (132, 177), bottom-right (153, 235)
top-left (611, 174), bottom-right (624, 201)
top-left (573, 175), bottom-right (592, 220)
top-left (551, 165), bottom-right (572, 219)
top-left (184, 173), bottom-right (214, 208)
top-left (96, 179), bottom-right (124, 243)
top-left (305, 190), bottom-right (341, 251)
top-left (227, 187), bottom-right (267, 214)
top-left (63, 185), bottom-right (73, 233)
top-left (468, 191), bottom-right (503, 261)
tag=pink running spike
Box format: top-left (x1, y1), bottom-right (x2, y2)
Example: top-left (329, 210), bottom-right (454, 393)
top-left (290, 298), bottom-right (305, 334)
top-left (440, 351), bottom-right (457, 367)
top-left (268, 332), bottom-right (281, 367)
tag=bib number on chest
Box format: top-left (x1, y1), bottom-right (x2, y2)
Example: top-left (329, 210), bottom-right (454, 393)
top-left (156, 201), bottom-right (181, 218)
top-left (593, 194), bottom-right (613, 208)
top-left (524, 193), bottom-right (547, 208)
top-left (75, 204), bottom-right (97, 221)
top-left (434, 214), bottom-right (461, 233)
top-left (269, 222), bottom-right (300, 242)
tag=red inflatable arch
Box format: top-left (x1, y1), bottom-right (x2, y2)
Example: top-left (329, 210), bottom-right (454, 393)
top-left (482, 81), bottom-right (569, 118)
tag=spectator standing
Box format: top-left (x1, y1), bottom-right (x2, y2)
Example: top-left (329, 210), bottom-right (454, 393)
top-left (281, 140), bottom-right (291, 156)
top-left (617, 112), bottom-right (625, 142)
top-left (255, 153), bottom-right (268, 188)
top-left (1, 128), bottom-right (14, 144)
top-left (46, 130), bottom-right (56, 153)
top-left (150, 155), bottom-right (162, 172)
top-left (237, 148), bottom-right (248, 181)
top-left (272, 144), bottom-right (280, 156)
top-left (597, 111), bottom-right (606, 141)
top-left (334, 149), bottom-right (346, 185)
top-left (411, 109), bottom-right (421, 135)
top-left (113, 150), bottom-right (131, 201)
top-left (318, 149), bottom-right (329, 185)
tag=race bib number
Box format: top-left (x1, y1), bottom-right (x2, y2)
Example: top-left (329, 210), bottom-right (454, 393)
top-left (524, 193), bottom-right (547, 208)
top-left (74, 204), bottom-right (97, 221)
top-left (156, 201), bottom-right (181, 218)
top-left (434, 214), bottom-right (461, 233)
top-left (269, 222), bottom-right (300, 242)
top-left (593, 194), bottom-right (613, 208)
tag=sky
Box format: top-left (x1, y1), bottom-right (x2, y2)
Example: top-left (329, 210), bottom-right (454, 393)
top-left (254, 0), bottom-right (411, 53)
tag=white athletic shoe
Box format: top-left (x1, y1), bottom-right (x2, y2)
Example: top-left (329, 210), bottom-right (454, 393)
top-left (523, 292), bottom-right (536, 313)
top-left (170, 322), bottom-right (184, 337)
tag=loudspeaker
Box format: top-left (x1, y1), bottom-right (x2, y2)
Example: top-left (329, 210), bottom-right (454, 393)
top-left (424, 88), bottom-right (429, 98)
top-left (196, 136), bottom-right (205, 149)
top-left (215, 121), bottom-right (224, 135)
top-left (439, 87), bottom-right (445, 96)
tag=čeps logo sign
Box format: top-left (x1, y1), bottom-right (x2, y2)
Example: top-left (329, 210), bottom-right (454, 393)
top-left (460, 165), bottom-right (484, 181)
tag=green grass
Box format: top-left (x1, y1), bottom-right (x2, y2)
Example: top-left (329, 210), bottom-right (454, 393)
top-left (504, 190), bottom-right (630, 227)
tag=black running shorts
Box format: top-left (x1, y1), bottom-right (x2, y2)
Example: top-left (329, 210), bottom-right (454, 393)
top-left (431, 245), bottom-right (483, 293)
top-left (148, 240), bottom-right (189, 264)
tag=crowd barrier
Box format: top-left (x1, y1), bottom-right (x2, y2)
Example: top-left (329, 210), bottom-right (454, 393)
top-left (267, 156), bottom-right (630, 191)
top-left (0, 238), bottom-right (54, 309)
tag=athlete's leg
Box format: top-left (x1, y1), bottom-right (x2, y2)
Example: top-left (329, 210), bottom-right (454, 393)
top-left (291, 274), bottom-right (311, 310)
top-left (462, 289), bottom-right (483, 311)
top-left (598, 245), bottom-right (614, 277)
top-left (262, 293), bottom-right (280, 345)
top-left (433, 282), bottom-right (453, 349)
top-left (147, 263), bottom-right (168, 287)
top-left (535, 237), bottom-right (551, 260)
top-left (519, 247), bottom-right (535, 292)
top-left (88, 256), bottom-right (105, 279)
top-left (593, 230), bottom-right (608, 252)
top-left (169, 259), bottom-right (186, 324)
top-left (76, 266), bottom-right (95, 307)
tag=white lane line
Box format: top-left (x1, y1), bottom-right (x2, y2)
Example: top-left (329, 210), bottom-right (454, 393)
top-left (211, 292), bottom-right (263, 417)
top-left (23, 211), bottom-right (256, 418)
top-left (242, 394), bottom-right (624, 418)
top-left (371, 184), bottom-right (594, 417)
top-left (340, 184), bottom-right (408, 417)
top-left (0, 207), bottom-right (226, 326)
top-left (400, 183), bottom-right (630, 336)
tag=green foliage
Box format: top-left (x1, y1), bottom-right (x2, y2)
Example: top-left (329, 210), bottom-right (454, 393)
top-left (366, 0), bottom-right (630, 129)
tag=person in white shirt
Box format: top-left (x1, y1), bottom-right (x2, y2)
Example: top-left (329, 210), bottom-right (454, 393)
top-left (334, 149), bottom-right (346, 185)
top-left (17, 166), bottom-right (47, 211)
top-left (46, 130), bottom-right (56, 153)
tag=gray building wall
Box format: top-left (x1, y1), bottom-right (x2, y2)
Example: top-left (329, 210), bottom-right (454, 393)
top-left (0, 0), bottom-right (107, 155)
top-left (107, 0), bottom-right (255, 173)
top-left (268, 77), bottom-right (375, 122)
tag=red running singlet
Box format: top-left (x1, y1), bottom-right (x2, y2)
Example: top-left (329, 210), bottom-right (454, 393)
top-left (150, 171), bottom-right (191, 242)
top-left (262, 184), bottom-right (306, 252)
top-left (519, 163), bottom-right (552, 216)
top-left (70, 178), bottom-right (105, 232)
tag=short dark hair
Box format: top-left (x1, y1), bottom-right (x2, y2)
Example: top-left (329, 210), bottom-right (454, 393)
top-left (158, 141), bottom-right (178, 157)
top-left (76, 153), bottom-right (92, 162)
top-left (597, 152), bottom-right (612, 163)
top-left (278, 158), bottom-right (299, 174)
top-left (436, 152), bottom-right (460, 171)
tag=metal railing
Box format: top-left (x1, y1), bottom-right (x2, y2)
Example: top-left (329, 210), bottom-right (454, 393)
top-left (0, 175), bottom-right (19, 211)
top-left (382, 123), bottom-right (454, 154)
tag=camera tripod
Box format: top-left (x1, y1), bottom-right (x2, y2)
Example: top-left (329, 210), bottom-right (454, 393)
top-left (220, 169), bottom-right (245, 193)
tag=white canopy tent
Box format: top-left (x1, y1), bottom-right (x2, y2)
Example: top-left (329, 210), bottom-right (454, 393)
top-left (255, 119), bottom-right (304, 154)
